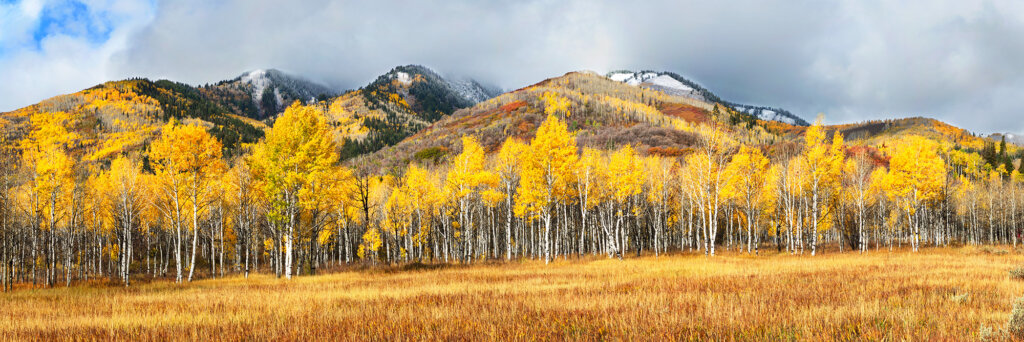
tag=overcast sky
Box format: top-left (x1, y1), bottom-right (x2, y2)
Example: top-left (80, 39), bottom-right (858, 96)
top-left (3, 0), bottom-right (1024, 133)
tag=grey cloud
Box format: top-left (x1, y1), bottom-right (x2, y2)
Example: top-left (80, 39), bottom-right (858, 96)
top-left (8, 0), bottom-right (1024, 134)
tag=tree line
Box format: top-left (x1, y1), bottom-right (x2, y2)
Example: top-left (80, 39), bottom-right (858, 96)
top-left (0, 98), bottom-right (1018, 290)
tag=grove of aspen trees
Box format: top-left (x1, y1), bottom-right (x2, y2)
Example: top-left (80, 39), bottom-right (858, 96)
top-left (0, 90), bottom-right (1018, 291)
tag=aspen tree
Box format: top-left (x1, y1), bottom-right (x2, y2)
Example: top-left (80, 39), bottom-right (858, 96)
top-left (150, 121), bottom-right (224, 282)
top-left (249, 102), bottom-right (337, 279)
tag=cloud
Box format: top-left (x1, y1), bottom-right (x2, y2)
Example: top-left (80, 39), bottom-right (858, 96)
top-left (0, 0), bottom-right (154, 112)
top-left (109, 0), bottom-right (625, 91)
top-left (5, 0), bottom-right (1024, 134)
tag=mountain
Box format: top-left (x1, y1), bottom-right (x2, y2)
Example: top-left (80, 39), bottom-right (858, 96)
top-left (989, 133), bottom-right (1024, 146)
top-left (201, 69), bottom-right (339, 120)
top-left (3, 65), bottom-right (1000, 171)
top-left (312, 64), bottom-right (501, 159)
top-left (352, 70), bottom-right (1005, 173)
top-left (0, 64), bottom-right (500, 164)
top-left (606, 70), bottom-right (810, 126)
top-left (354, 70), bottom-right (789, 170)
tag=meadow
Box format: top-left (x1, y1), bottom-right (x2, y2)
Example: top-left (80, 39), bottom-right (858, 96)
top-left (3, 247), bottom-right (1024, 340)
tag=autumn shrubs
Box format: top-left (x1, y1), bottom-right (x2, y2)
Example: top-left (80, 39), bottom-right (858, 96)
top-left (982, 295), bottom-right (1024, 340)
top-left (1010, 298), bottom-right (1024, 338)
top-left (1010, 267), bottom-right (1024, 280)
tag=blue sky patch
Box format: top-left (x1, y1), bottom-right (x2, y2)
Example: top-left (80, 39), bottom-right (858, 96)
top-left (31, 0), bottom-right (114, 49)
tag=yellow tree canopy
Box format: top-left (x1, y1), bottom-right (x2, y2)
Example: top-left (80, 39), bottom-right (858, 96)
top-left (884, 135), bottom-right (947, 210)
top-left (608, 145), bottom-right (643, 204)
top-left (515, 115), bottom-right (578, 218)
top-left (249, 102), bottom-right (337, 220)
top-left (723, 144), bottom-right (771, 203)
top-left (21, 110), bottom-right (78, 228)
top-left (803, 119), bottom-right (845, 189)
top-left (150, 120), bottom-right (224, 178)
top-left (446, 136), bottom-right (496, 200)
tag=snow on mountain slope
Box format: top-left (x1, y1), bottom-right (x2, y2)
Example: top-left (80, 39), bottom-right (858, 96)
top-left (445, 77), bottom-right (500, 104)
top-left (607, 71), bottom-right (706, 100)
top-left (395, 71), bottom-right (413, 85)
top-left (241, 69), bottom-right (273, 103)
top-left (733, 105), bottom-right (798, 125)
top-left (606, 70), bottom-right (809, 126)
top-left (215, 69), bottom-right (339, 119)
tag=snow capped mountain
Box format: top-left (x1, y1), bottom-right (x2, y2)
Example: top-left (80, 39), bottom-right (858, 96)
top-left (606, 70), bottom-right (809, 126)
top-left (379, 65), bottom-right (500, 105)
top-left (239, 69), bottom-right (336, 103)
top-left (211, 69), bottom-right (339, 119)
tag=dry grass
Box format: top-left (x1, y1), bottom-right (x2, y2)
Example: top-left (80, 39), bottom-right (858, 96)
top-left (3, 247), bottom-right (1024, 340)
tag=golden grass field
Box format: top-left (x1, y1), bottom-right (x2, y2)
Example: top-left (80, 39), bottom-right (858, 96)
top-left (3, 247), bottom-right (1024, 340)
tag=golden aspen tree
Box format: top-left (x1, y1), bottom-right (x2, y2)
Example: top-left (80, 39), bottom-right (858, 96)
top-left (539, 91), bottom-right (571, 117)
top-left (873, 164), bottom-right (908, 250)
top-left (369, 174), bottom-right (394, 262)
top-left (249, 102), bottom-right (337, 279)
top-left (574, 148), bottom-right (601, 256)
top-left (607, 145), bottom-right (643, 258)
top-left (682, 126), bottom-right (733, 256)
top-left (137, 173), bottom-right (162, 279)
top-left (516, 115), bottom-right (577, 263)
top-left (324, 165), bottom-right (358, 264)
top-left (883, 136), bottom-right (946, 251)
top-left (984, 168), bottom-right (1003, 244)
top-left (223, 162), bottom-right (259, 277)
top-left (350, 168), bottom-right (385, 262)
top-left (150, 120), bottom-right (225, 282)
top-left (802, 119), bottom-right (844, 255)
top-left (844, 153), bottom-right (875, 252)
top-left (723, 144), bottom-right (770, 253)
top-left (397, 164), bottom-right (434, 261)
top-left (384, 182), bottom-right (412, 261)
top-left (954, 175), bottom-right (980, 245)
top-left (445, 136), bottom-right (496, 262)
top-left (298, 162), bottom-right (347, 274)
top-left (494, 138), bottom-right (526, 260)
top-left (761, 165), bottom-right (782, 252)
top-left (0, 126), bottom-right (16, 292)
top-left (100, 156), bottom-right (143, 287)
top-left (20, 111), bottom-right (77, 286)
top-left (1010, 170), bottom-right (1023, 247)
top-left (777, 155), bottom-right (809, 254)
top-left (643, 155), bottom-right (674, 256)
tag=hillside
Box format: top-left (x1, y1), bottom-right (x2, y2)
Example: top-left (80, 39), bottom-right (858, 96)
top-left (0, 78), bottom-right (264, 159)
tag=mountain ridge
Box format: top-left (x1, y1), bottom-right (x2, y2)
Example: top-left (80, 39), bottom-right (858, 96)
top-left (0, 65), bottom-right (1007, 168)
